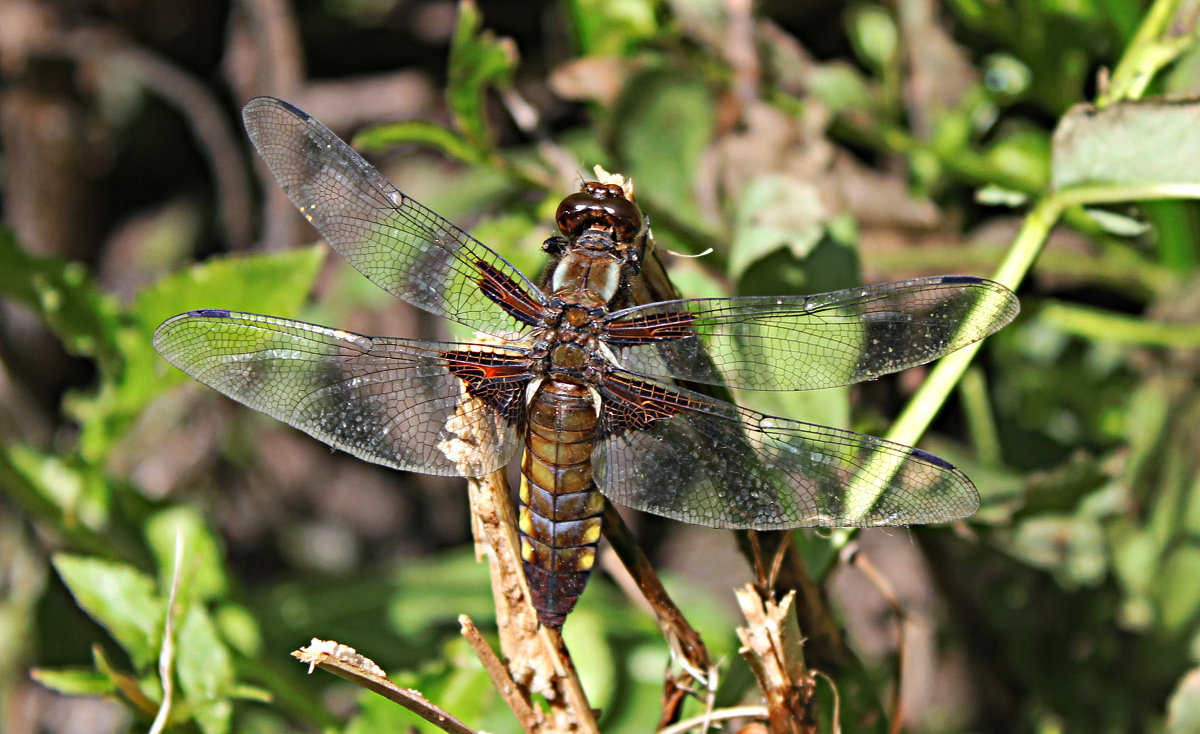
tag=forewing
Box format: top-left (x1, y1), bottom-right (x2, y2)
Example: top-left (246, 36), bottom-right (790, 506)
top-left (605, 276), bottom-right (1018, 390)
top-left (153, 310), bottom-right (529, 477)
top-left (594, 372), bottom-right (978, 529)
top-left (242, 97), bottom-right (545, 339)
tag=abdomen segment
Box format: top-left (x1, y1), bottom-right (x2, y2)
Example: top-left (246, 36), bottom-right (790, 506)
top-left (520, 380), bottom-right (605, 627)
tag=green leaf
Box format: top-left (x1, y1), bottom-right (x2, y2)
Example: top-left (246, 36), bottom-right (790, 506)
top-left (565, 0), bottom-right (658, 56)
top-left (6, 445), bottom-right (112, 532)
top-left (1051, 100), bottom-right (1200, 193)
top-left (612, 68), bottom-right (716, 230)
top-left (53, 554), bottom-right (163, 670)
top-left (448, 0), bottom-right (518, 149)
top-left (1168, 669), bottom-right (1200, 734)
top-left (177, 603), bottom-right (235, 734)
top-left (729, 175), bottom-right (828, 279)
top-left (145, 506), bottom-right (227, 605)
top-left (1155, 544), bottom-right (1200, 633)
top-left (68, 245), bottom-right (326, 462)
top-left (0, 226), bottom-right (122, 371)
top-left (30, 667), bottom-right (117, 696)
top-left (353, 119), bottom-right (486, 166)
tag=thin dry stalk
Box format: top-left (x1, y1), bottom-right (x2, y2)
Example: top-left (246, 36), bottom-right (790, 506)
top-left (293, 640), bottom-right (477, 734)
top-left (602, 505), bottom-right (714, 681)
top-left (735, 586), bottom-right (818, 734)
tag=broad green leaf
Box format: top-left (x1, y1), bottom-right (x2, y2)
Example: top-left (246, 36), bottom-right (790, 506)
top-left (6, 445), bottom-right (111, 531)
top-left (53, 554), bottom-right (163, 669)
top-left (177, 603), bottom-right (235, 734)
top-left (145, 507), bottom-right (227, 604)
top-left (847, 4), bottom-right (898, 72)
top-left (30, 667), bottom-right (117, 696)
top-left (729, 175), bottom-right (828, 279)
top-left (1009, 515), bottom-right (1107, 587)
top-left (565, 0), bottom-right (658, 56)
top-left (1156, 544), bottom-right (1200, 633)
top-left (214, 603), bottom-right (262, 657)
top-left (388, 550), bottom-right (494, 637)
top-left (1168, 669), bottom-right (1200, 734)
top-left (353, 119), bottom-right (486, 166)
top-left (448, 0), bottom-right (518, 149)
top-left (612, 68), bottom-right (716, 231)
top-left (0, 227), bottom-right (121, 371)
top-left (982, 126), bottom-right (1050, 191)
top-left (130, 244), bottom-right (327, 339)
top-left (69, 245), bottom-right (326, 461)
top-left (1051, 100), bottom-right (1200, 193)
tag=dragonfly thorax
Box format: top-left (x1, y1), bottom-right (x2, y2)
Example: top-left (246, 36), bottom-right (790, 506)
top-left (550, 250), bottom-right (624, 305)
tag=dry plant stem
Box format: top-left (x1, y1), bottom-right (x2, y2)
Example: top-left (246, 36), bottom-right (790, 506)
top-left (460, 615), bottom-right (539, 728)
top-left (656, 704), bottom-right (772, 734)
top-left (842, 543), bottom-right (908, 734)
top-left (738, 531), bottom-right (852, 673)
top-left (290, 647), bottom-right (477, 734)
top-left (466, 470), bottom-right (599, 734)
top-left (736, 587), bottom-right (818, 734)
top-left (601, 504), bottom-right (714, 678)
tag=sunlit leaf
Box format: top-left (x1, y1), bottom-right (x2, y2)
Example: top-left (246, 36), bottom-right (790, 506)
top-left (177, 603), bottom-right (235, 734)
top-left (30, 667), bottom-right (117, 696)
top-left (0, 227), bottom-right (121, 371)
top-left (1052, 100), bottom-right (1200, 193)
top-left (565, 0), bottom-right (658, 56)
top-left (68, 245), bottom-right (326, 462)
top-left (53, 554), bottom-right (163, 670)
top-left (145, 506), bottom-right (227, 605)
top-left (448, 0), bottom-right (517, 149)
top-left (729, 175), bottom-right (828, 279)
top-left (1168, 668), bottom-right (1200, 734)
top-left (353, 119), bottom-right (486, 166)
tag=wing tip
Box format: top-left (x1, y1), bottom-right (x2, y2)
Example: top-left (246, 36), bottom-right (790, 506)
top-left (188, 308), bottom-right (233, 318)
top-left (910, 446), bottom-right (956, 470)
top-left (938, 274), bottom-right (984, 285)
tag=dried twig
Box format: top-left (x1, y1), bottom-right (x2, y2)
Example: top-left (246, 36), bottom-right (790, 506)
top-left (293, 640), bottom-right (477, 734)
top-left (602, 504), bottom-right (714, 684)
top-left (735, 586), bottom-right (818, 734)
top-left (460, 615), bottom-right (540, 729)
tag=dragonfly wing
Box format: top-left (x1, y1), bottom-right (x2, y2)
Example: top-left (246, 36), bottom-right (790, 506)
top-left (606, 275), bottom-right (1018, 390)
top-left (243, 96), bottom-right (546, 340)
top-left (153, 310), bottom-right (529, 477)
top-left (593, 371), bottom-right (978, 529)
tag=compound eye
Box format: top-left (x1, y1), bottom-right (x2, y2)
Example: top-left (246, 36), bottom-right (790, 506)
top-left (605, 196), bottom-right (643, 239)
top-left (555, 192), bottom-right (596, 238)
top-left (555, 191), bottom-right (644, 239)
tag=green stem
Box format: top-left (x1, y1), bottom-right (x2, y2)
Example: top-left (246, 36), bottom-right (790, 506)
top-left (885, 195), bottom-right (1061, 447)
top-left (1039, 300), bottom-right (1200, 347)
top-left (1099, 0), bottom-right (1189, 106)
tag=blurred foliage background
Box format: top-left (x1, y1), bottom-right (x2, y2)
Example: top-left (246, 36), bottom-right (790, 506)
top-left (3, 0), bottom-right (1200, 732)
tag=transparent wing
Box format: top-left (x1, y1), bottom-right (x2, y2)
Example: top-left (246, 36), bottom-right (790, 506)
top-left (153, 310), bottom-right (530, 477)
top-left (594, 372), bottom-right (978, 529)
top-left (605, 276), bottom-right (1018, 390)
top-left (243, 96), bottom-right (545, 340)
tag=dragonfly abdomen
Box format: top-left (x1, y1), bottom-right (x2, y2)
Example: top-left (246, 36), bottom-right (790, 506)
top-left (520, 379), bottom-right (605, 628)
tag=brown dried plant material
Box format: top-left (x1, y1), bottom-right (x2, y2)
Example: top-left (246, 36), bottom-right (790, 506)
top-left (736, 587), bottom-right (818, 734)
top-left (292, 640), bottom-right (477, 734)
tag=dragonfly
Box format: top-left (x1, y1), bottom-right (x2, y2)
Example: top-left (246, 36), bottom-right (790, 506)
top-left (154, 97), bottom-right (1019, 627)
